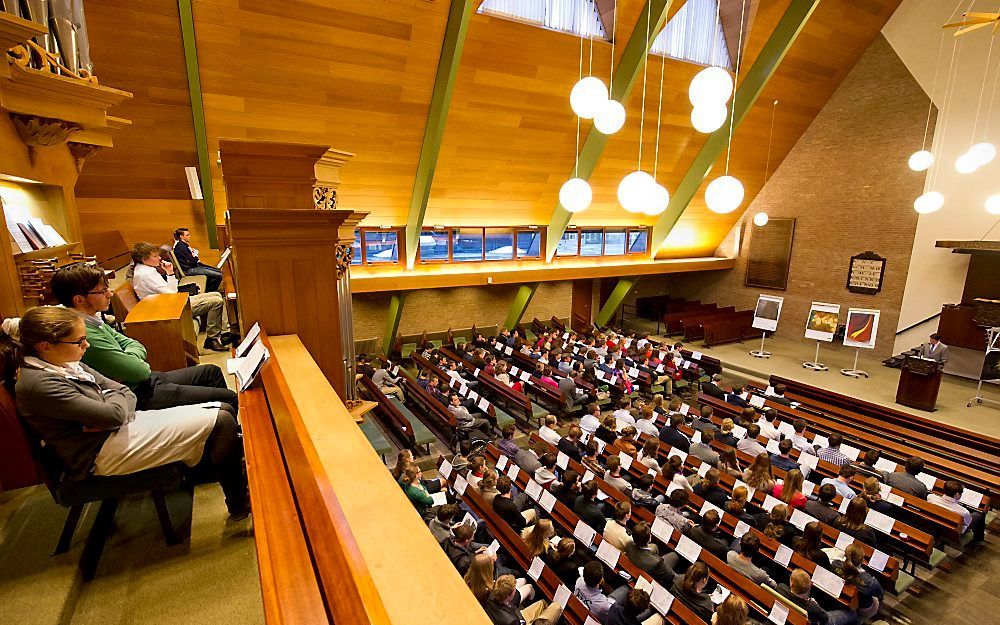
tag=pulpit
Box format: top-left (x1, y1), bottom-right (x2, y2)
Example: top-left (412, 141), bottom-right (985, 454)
top-left (219, 140), bottom-right (366, 399)
top-left (896, 356), bottom-right (941, 412)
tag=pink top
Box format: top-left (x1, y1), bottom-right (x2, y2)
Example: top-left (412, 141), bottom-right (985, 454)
top-left (772, 484), bottom-right (808, 509)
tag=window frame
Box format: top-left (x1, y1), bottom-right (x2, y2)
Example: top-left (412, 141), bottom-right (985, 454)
top-left (417, 227), bottom-right (452, 264)
top-left (603, 227), bottom-right (628, 256)
top-left (515, 228), bottom-right (543, 260)
top-left (359, 227), bottom-right (404, 265)
top-left (451, 227), bottom-right (486, 263)
top-left (627, 227), bottom-right (649, 255)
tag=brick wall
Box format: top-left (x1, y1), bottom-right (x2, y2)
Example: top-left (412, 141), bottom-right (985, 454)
top-left (352, 281), bottom-right (572, 346)
top-left (667, 35), bottom-right (930, 360)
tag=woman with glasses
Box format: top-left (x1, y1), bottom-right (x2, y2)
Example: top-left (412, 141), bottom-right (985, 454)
top-left (9, 306), bottom-right (250, 519)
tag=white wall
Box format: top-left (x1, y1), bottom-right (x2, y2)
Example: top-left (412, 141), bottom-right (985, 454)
top-left (883, 0), bottom-right (1000, 353)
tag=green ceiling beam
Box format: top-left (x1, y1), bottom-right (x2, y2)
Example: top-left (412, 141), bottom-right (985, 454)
top-left (382, 292), bottom-right (406, 357)
top-left (649, 0), bottom-right (821, 254)
top-left (594, 277), bottom-right (639, 327)
top-left (405, 0), bottom-right (476, 269)
top-left (178, 0), bottom-right (218, 248)
top-left (544, 0), bottom-right (679, 262)
top-left (504, 283), bottom-right (539, 331)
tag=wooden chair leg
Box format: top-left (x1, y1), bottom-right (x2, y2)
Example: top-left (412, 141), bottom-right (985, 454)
top-left (52, 503), bottom-right (84, 556)
top-left (151, 489), bottom-right (180, 546)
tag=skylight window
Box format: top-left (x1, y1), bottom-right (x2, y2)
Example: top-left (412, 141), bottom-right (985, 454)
top-left (651, 0), bottom-right (732, 69)
top-left (479, 0), bottom-right (607, 39)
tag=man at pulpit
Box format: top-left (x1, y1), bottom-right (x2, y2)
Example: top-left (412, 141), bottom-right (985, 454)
top-left (919, 333), bottom-right (949, 366)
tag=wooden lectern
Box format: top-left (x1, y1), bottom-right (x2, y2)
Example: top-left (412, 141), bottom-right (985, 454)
top-left (896, 356), bottom-right (941, 412)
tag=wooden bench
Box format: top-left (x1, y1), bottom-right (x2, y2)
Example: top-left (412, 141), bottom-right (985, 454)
top-left (240, 330), bottom-right (490, 625)
top-left (702, 314), bottom-right (755, 348)
top-left (394, 367), bottom-right (460, 448)
top-left (357, 375), bottom-right (434, 456)
top-left (681, 310), bottom-right (749, 342)
top-left (663, 304), bottom-right (724, 335)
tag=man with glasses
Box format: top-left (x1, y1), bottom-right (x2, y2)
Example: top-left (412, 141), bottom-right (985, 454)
top-left (50, 264), bottom-right (237, 411)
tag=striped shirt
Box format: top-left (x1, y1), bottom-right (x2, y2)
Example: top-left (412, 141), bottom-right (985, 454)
top-left (817, 446), bottom-right (851, 466)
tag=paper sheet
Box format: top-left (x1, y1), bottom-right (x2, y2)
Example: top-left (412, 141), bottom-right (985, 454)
top-left (668, 448), bottom-right (688, 463)
top-left (868, 549), bottom-right (890, 572)
top-left (553, 584), bottom-right (571, 609)
top-left (431, 492), bottom-right (448, 506)
top-left (486, 540), bottom-right (500, 557)
top-left (710, 585), bottom-right (731, 605)
top-left (768, 600), bottom-right (789, 625)
top-left (790, 509), bottom-right (813, 531)
top-left (596, 540), bottom-right (621, 568)
top-left (528, 556), bottom-right (545, 580)
top-left (583, 470), bottom-right (595, 483)
top-left (734, 521), bottom-right (752, 539)
top-left (680, 403), bottom-right (691, 415)
top-left (834, 532), bottom-right (855, 551)
top-left (774, 544), bottom-right (793, 567)
top-left (439, 459), bottom-right (453, 479)
top-left (676, 534), bottom-right (702, 563)
top-left (697, 461), bottom-right (711, 477)
top-left (960, 489), bottom-right (984, 508)
top-left (652, 517), bottom-right (673, 543)
top-left (811, 566), bottom-right (845, 597)
top-left (454, 475), bottom-right (468, 495)
top-left (618, 451), bottom-right (633, 471)
top-left (225, 357), bottom-right (245, 375)
top-left (573, 520), bottom-right (596, 547)
top-left (650, 583), bottom-right (675, 615)
top-left (556, 452), bottom-right (570, 470)
top-left (811, 435), bottom-right (829, 450)
top-left (886, 493), bottom-right (905, 507)
top-left (539, 491), bottom-right (557, 513)
top-left (507, 463), bottom-right (521, 479)
top-left (766, 439), bottom-right (781, 454)
top-left (525, 479), bottom-right (542, 501)
top-left (497, 455), bottom-right (509, 471)
top-left (235, 322), bottom-right (261, 358)
top-left (762, 494), bottom-right (783, 512)
top-left (915, 472), bottom-right (937, 490)
top-left (750, 394), bottom-right (766, 408)
top-left (874, 458), bottom-right (898, 473)
top-left (865, 509), bottom-right (894, 534)
top-left (799, 453), bottom-right (818, 470)
top-left (691, 351), bottom-right (703, 361)
top-left (700, 500), bottom-right (723, 518)
top-left (840, 444), bottom-right (861, 461)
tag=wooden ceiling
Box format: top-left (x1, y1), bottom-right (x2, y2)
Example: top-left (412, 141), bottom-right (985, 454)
top-left (76, 0), bottom-right (901, 258)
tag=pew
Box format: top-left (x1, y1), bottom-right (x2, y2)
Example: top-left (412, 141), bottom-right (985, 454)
top-left (357, 374), bottom-right (436, 455)
top-left (680, 310), bottom-right (749, 342)
top-left (394, 367), bottom-right (460, 449)
top-left (440, 346), bottom-right (546, 427)
top-left (663, 304), bottom-right (723, 335)
top-left (239, 330), bottom-right (490, 625)
top-left (702, 315), bottom-right (755, 348)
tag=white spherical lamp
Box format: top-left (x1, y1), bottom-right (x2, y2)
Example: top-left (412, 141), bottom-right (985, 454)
top-left (907, 150), bottom-right (934, 172)
top-left (618, 170), bottom-right (654, 213)
top-left (570, 76), bottom-right (608, 119)
top-left (593, 99), bottom-right (626, 135)
top-left (691, 102), bottom-right (728, 133)
top-left (642, 183), bottom-right (670, 216)
top-left (559, 177), bottom-right (592, 213)
top-left (688, 66), bottom-right (733, 106)
top-left (913, 191), bottom-right (944, 214)
top-left (753, 212), bottom-right (769, 227)
top-left (985, 194), bottom-right (1000, 215)
top-left (955, 152), bottom-right (980, 174)
top-left (969, 142), bottom-right (997, 167)
top-left (705, 175), bottom-right (745, 214)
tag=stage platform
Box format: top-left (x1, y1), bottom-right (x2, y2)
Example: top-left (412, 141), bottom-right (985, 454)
top-left (636, 323), bottom-right (1000, 438)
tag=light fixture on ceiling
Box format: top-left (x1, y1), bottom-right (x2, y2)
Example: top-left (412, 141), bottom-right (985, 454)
top-left (908, 150), bottom-right (934, 171)
top-left (985, 193), bottom-right (1000, 214)
top-left (914, 191), bottom-right (944, 214)
top-left (569, 4), bottom-right (608, 119)
top-left (619, 0), bottom-right (656, 214)
top-left (594, 0), bottom-right (625, 135)
top-left (706, 0), bottom-right (747, 214)
top-left (752, 100), bottom-right (779, 227)
top-left (753, 211), bottom-right (769, 226)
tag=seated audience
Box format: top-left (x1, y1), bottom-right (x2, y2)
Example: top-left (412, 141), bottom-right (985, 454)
top-left (821, 465), bottom-right (858, 501)
top-left (659, 455), bottom-right (693, 492)
top-left (816, 433), bottom-right (852, 467)
top-left (493, 476), bottom-right (534, 531)
top-left (515, 441), bottom-right (545, 475)
top-left (634, 405), bottom-right (659, 436)
top-left (603, 501), bottom-right (634, 551)
top-left (548, 537), bottom-right (587, 587)
top-left (693, 468), bottom-right (728, 509)
top-left (852, 450), bottom-right (883, 480)
top-left (658, 413), bottom-right (690, 452)
top-left (774, 469), bottom-right (808, 510)
top-left (630, 473), bottom-right (663, 511)
top-left (581, 440), bottom-right (604, 475)
top-left (606, 588), bottom-right (662, 625)
top-left (539, 415), bottom-right (561, 445)
top-left (718, 448), bottom-right (742, 479)
top-left (833, 498), bottom-right (879, 548)
top-left (580, 403), bottom-right (602, 434)
top-left (759, 504), bottom-right (797, 547)
top-left (690, 405), bottom-right (716, 433)
top-left (129, 242), bottom-right (233, 351)
top-left (393, 448), bottom-right (445, 492)
top-left (655, 488), bottom-right (695, 531)
top-left (671, 562), bottom-right (714, 622)
top-left (839, 543), bottom-right (883, 621)
top-left (685, 509), bottom-right (730, 559)
top-left (771, 439), bottom-right (809, 478)
top-left (727, 532), bottom-right (775, 587)
top-left (480, 470), bottom-right (501, 505)
top-left (574, 480), bottom-right (610, 532)
top-left (689, 429), bottom-right (720, 466)
top-left (550, 469), bottom-right (581, 506)
top-left (604, 455), bottom-right (633, 495)
top-left (485, 574), bottom-right (562, 625)
top-left (737, 424), bottom-right (766, 457)
top-left (595, 415), bottom-right (619, 445)
top-left (522, 519), bottom-right (556, 558)
top-left (442, 524), bottom-right (480, 574)
top-left (625, 521), bottom-right (676, 586)
top-left (881, 456), bottom-right (929, 499)
top-left (793, 521), bottom-right (832, 569)
top-left (928, 479), bottom-right (986, 544)
top-left (715, 596), bottom-right (750, 625)
top-left (636, 437), bottom-right (661, 469)
top-left (371, 361), bottom-right (405, 401)
top-left (725, 385), bottom-right (750, 408)
top-left (743, 453), bottom-right (777, 492)
top-left (498, 423), bottom-right (520, 458)
top-left (534, 453), bottom-right (559, 487)
top-left (573, 561), bottom-right (614, 623)
top-left (804, 483), bottom-right (841, 525)
top-left (617, 426), bottom-right (639, 455)
top-left (769, 384), bottom-right (793, 406)
top-left (51, 264), bottom-right (237, 410)
top-left (10, 307), bottom-right (248, 518)
top-left (780, 568), bottom-right (858, 625)
top-left (613, 397), bottom-right (636, 427)
top-left (467, 456), bottom-right (487, 490)
top-left (790, 418), bottom-right (817, 456)
top-left (449, 393), bottom-right (492, 438)
top-left (429, 503), bottom-right (459, 543)
top-left (557, 425), bottom-right (585, 462)
top-left (716, 418), bottom-right (739, 448)
top-left (702, 373), bottom-right (727, 400)
top-left (402, 464), bottom-right (437, 519)
top-left (756, 409), bottom-right (782, 441)
top-left (172, 227), bottom-right (223, 292)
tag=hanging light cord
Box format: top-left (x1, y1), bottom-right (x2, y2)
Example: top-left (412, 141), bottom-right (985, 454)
top-left (931, 4), bottom-right (970, 188)
top-left (983, 11), bottom-right (1000, 140)
top-left (638, 0), bottom-right (651, 171)
top-left (574, 1), bottom-right (584, 178)
top-left (919, 3), bottom-right (959, 151)
top-left (710, 0), bottom-right (722, 68)
top-left (724, 0), bottom-right (748, 175)
top-left (653, 40), bottom-right (666, 179)
top-left (763, 100), bottom-right (778, 186)
top-left (609, 0), bottom-right (617, 94)
top-left (970, 15), bottom-right (997, 146)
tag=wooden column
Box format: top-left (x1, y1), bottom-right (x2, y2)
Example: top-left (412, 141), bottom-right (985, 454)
top-left (220, 139), bottom-right (366, 398)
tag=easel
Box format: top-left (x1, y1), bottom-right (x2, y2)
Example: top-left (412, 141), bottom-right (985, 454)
top-left (750, 331), bottom-right (771, 359)
top-left (803, 341), bottom-right (828, 371)
top-left (840, 349), bottom-right (868, 378)
top-left (968, 327), bottom-right (1000, 409)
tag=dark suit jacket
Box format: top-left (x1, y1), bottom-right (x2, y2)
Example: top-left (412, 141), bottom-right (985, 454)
top-left (658, 425), bottom-right (690, 451)
top-left (671, 578), bottom-right (714, 622)
top-left (685, 524), bottom-right (730, 559)
top-left (625, 543), bottom-right (675, 586)
top-left (484, 597), bottom-right (526, 625)
top-left (777, 585), bottom-right (829, 625)
top-left (769, 395), bottom-right (793, 406)
top-left (717, 432), bottom-right (739, 448)
top-left (725, 394), bottom-right (750, 408)
top-left (557, 436), bottom-right (585, 462)
top-left (804, 500), bottom-right (840, 525)
top-left (693, 483), bottom-right (728, 509)
top-left (702, 382), bottom-right (727, 400)
top-left (172, 240), bottom-right (201, 272)
top-left (442, 537), bottom-right (475, 574)
top-left (574, 495), bottom-right (609, 531)
top-left (492, 495), bottom-right (526, 532)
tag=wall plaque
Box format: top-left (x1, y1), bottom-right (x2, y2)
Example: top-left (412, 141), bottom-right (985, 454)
top-left (745, 218), bottom-right (795, 290)
top-left (847, 251), bottom-right (886, 295)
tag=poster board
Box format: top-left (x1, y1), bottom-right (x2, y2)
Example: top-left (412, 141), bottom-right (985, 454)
top-left (843, 308), bottom-right (880, 349)
top-left (752, 295), bottom-right (784, 332)
top-left (804, 302), bottom-right (840, 342)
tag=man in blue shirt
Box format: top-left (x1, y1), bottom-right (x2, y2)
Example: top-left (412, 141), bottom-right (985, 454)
top-left (172, 228), bottom-right (224, 292)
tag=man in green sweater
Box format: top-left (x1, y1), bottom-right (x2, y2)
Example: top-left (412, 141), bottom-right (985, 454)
top-left (51, 264), bottom-right (237, 411)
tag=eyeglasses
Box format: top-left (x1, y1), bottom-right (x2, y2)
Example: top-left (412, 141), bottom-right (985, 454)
top-left (87, 288), bottom-right (112, 295)
top-left (57, 338), bottom-right (89, 346)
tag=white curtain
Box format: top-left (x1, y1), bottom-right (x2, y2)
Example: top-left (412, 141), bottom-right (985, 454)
top-left (651, 0), bottom-right (731, 69)
top-left (480, 0), bottom-right (606, 39)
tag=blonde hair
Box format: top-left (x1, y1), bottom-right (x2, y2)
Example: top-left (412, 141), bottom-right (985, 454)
top-left (731, 485), bottom-right (749, 505)
top-left (523, 519), bottom-right (555, 557)
top-left (18, 306), bottom-right (82, 356)
top-left (402, 463), bottom-right (421, 484)
top-left (464, 553), bottom-right (495, 604)
top-left (714, 595), bottom-right (749, 625)
top-left (721, 418), bottom-right (734, 433)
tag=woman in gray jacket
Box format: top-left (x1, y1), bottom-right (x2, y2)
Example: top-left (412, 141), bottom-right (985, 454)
top-left (11, 306), bottom-right (249, 519)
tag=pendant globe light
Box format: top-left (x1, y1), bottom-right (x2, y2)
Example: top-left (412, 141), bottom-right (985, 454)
top-left (753, 212), bottom-right (769, 226)
top-left (752, 100), bottom-right (779, 227)
top-left (689, 66), bottom-right (733, 107)
top-left (644, 36), bottom-right (671, 217)
top-left (569, 4), bottom-right (608, 119)
top-left (969, 141), bottom-right (997, 167)
top-left (691, 102), bottom-right (728, 133)
top-left (908, 150), bottom-right (934, 171)
top-left (986, 193), bottom-right (1000, 215)
top-left (955, 151), bottom-right (979, 174)
top-left (706, 0), bottom-right (747, 214)
top-left (959, 22), bottom-right (1000, 170)
top-left (619, 0), bottom-right (656, 214)
top-left (594, 0), bottom-right (626, 135)
top-left (914, 191), bottom-right (944, 214)
top-left (561, 6), bottom-right (595, 215)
